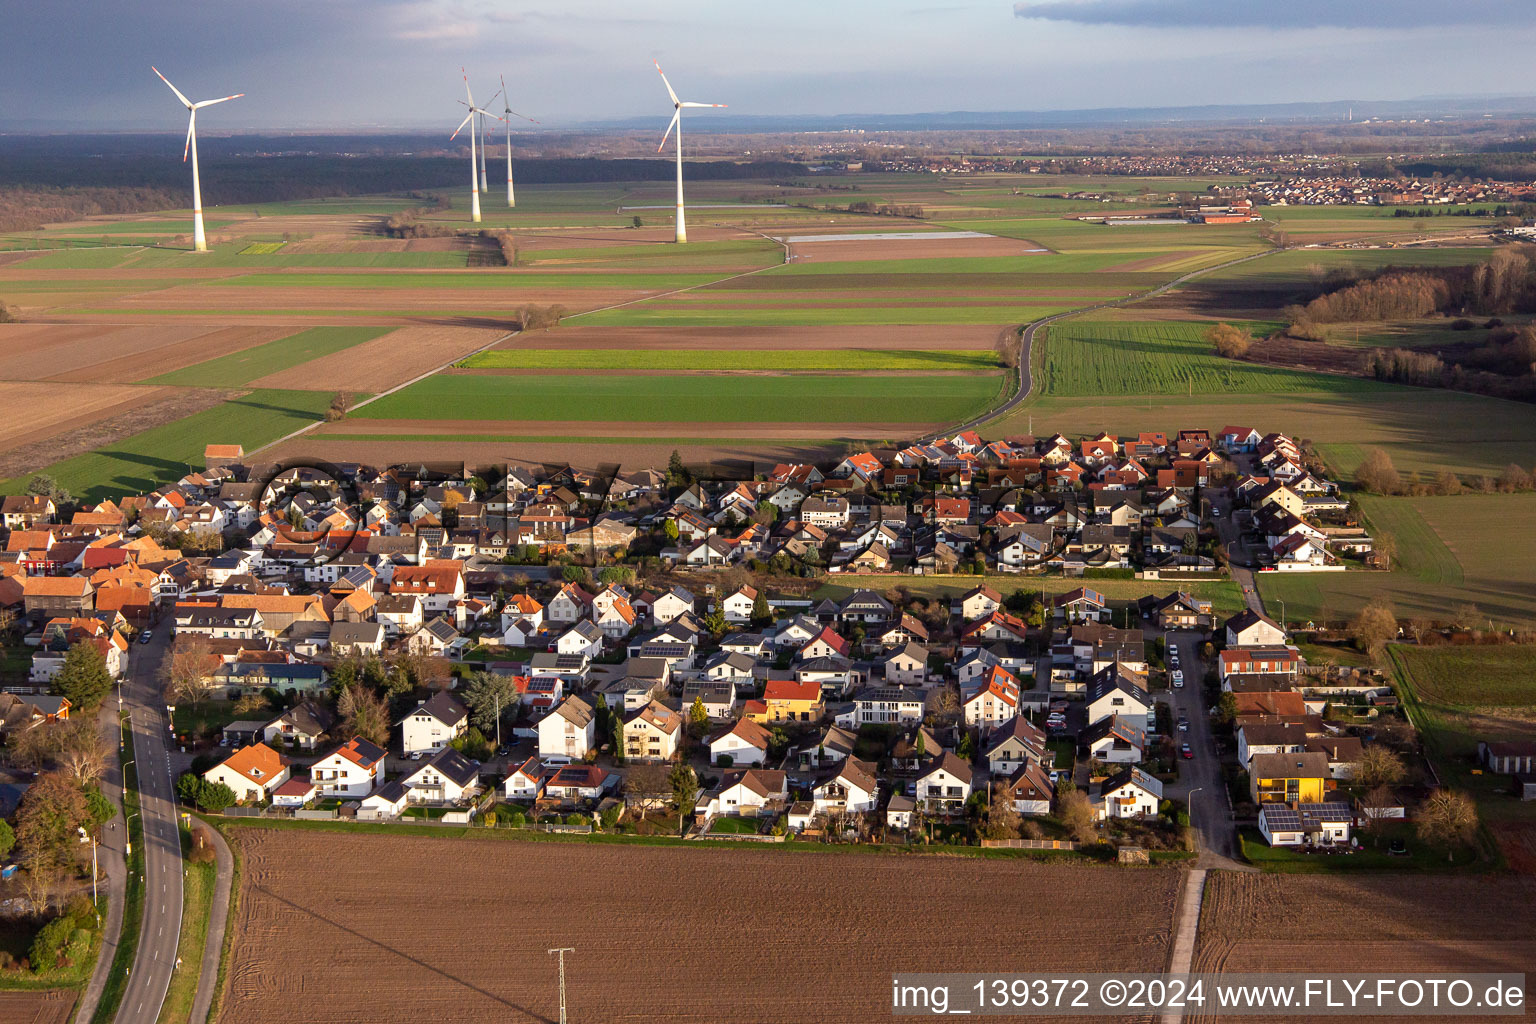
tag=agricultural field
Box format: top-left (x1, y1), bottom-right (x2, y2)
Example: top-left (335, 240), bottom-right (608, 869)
top-left (220, 827), bottom-right (1181, 1024)
top-left (0, 991), bottom-right (76, 1024)
top-left (459, 348), bottom-right (997, 372)
top-left (1257, 494), bottom-right (1536, 628)
top-left (145, 326), bottom-right (392, 387)
top-left (1192, 873), bottom-right (1536, 1013)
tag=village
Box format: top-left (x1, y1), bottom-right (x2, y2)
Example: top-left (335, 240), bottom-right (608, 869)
top-left (0, 422), bottom-right (1498, 865)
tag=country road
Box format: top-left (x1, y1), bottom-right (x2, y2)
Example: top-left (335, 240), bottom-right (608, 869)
top-left (928, 244), bottom-right (1284, 442)
top-left (116, 625), bottom-right (183, 1024)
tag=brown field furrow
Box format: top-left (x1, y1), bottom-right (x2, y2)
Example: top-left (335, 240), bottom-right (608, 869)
top-left (223, 829), bottom-right (1180, 1024)
top-left (0, 382), bottom-right (179, 449)
top-left (0, 385), bottom-right (238, 480)
top-left (0, 990), bottom-right (76, 1024)
top-left (0, 267), bottom-right (245, 281)
top-left (1191, 872), bottom-right (1536, 1023)
top-left (489, 325), bottom-right (1003, 351)
top-left (325, 418), bottom-right (935, 439)
top-left (0, 323), bottom-right (296, 383)
top-left (507, 226), bottom-right (752, 250)
top-left (247, 325), bottom-right (505, 391)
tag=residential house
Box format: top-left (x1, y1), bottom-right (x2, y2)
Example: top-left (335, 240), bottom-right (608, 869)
top-left (537, 696), bottom-right (595, 764)
top-left (623, 700), bottom-right (683, 762)
top-left (984, 715), bottom-right (1046, 776)
top-left (756, 678), bottom-right (824, 724)
top-left (503, 757), bottom-right (546, 802)
top-left (399, 748), bottom-right (480, 805)
top-left (1225, 610), bottom-right (1287, 648)
top-left (1236, 722), bottom-right (1310, 769)
top-left (880, 643), bottom-right (928, 686)
top-left (712, 769), bottom-right (789, 819)
top-left (1084, 715), bottom-right (1147, 765)
top-left (1005, 763), bottom-right (1055, 816)
top-left (852, 685), bottom-right (927, 727)
top-left (1249, 751), bottom-right (1330, 805)
top-left (915, 752), bottom-right (973, 814)
top-left (203, 742), bottom-right (290, 804)
top-left (1097, 767), bottom-right (1162, 819)
top-left (963, 665), bottom-right (1020, 729)
top-left (1258, 802), bottom-right (1354, 847)
top-left (544, 765), bottom-right (618, 804)
top-left (261, 700), bottom-right (337, 751)
top-left (709, 718), bottom-right (773, 768)
top-left (271, 776), bottom-right (317, 809)
top-left (812, 759), bottom-right (879, 817)
top-left (399, 692), bottom-right (469, 755)
top-left (1086, 666), bottom-right (1151, 727)
top-left (310, 737), bottom-right (387, 798)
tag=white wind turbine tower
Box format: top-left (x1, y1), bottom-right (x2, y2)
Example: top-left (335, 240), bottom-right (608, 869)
top-left (477, 82), bottom-right (501, 193)
top-left (655, 61), bottom-right (725, 243)
top-left (451, 69), bottom-right (501, 224)
top-left (498, 74), bottom-right (540, 208)
top-left (151, 67), bottom-right (243, 253)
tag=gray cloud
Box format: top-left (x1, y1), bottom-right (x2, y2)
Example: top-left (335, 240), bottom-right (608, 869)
top-left (1012, 0), bottom-right (1512, 29)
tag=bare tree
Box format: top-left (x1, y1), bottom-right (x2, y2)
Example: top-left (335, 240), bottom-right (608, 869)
top-left (1348, 598), bottom-right (1398, 656)
top-left (1415, 789), bottom-right (1478, 860)
top-left (55, 719), bottom-right (108, 786)
top-left (981, 782), bottom-right (1022, 840)
top-left (1056, 784), bottom-right (1097, 845)
top-left (337, 684), bottom-right (389, 746)
top-left (1353, 745), bottom-right (1406, 790)
top-left (163, 636), bottom-right (219, 704)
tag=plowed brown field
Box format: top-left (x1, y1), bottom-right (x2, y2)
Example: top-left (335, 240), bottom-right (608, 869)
top-left (0, 990), bottom-right (75, 1024)
top-left (103, 285), bottom-right (650, 313)
top-left (488, 324), bottom-right (1002, 351)
top-left (0, 323), bottom-right (294, 383)
top-left (247, 325), bottom-right (505, 391)
top-left (221, 828), bottom-right (1180, 1024)
top-left (0, 382), bottom-right (181, 449)
top-left (786, 234), bottom-right (1043, 263)
top-left (1191, 872), bottom-right (1536, 1022)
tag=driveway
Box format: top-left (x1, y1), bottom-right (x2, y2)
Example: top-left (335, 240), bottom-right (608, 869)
top-left (1159, 631), bottom-right (1248, 869)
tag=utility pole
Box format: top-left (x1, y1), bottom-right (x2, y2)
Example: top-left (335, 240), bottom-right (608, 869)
top-left (548, 947), bottom-right (574, 1024)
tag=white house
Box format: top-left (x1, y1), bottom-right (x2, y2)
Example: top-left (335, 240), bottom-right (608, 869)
top-left (1258, 802), bottom-right (1354, 847)
top-left (720, 585), bottom-right (760, 624)
top-left (1086, 666), bottom-right (1152, 728)
top-left (537, 696), bottom-right (595, 764)
top-left (916, 752), bottom-right (973, 814)
top-left (708, 717), bottom-right (773, 768)
top-left (555, 620), bottom-right (605, 658)
top-left (399, 692), bottom-right (469, 756)
top-left (881, 643), bottom-right (928, 686)
top-left (310, 737), bottom-right (387, 798)
top-left (399, 748), bottom-right (480, 805)
top-left (711, 769), bottom-right (789, 818)
top-left (503, 756), bottom-right (545, 801)
top-left (623, 700), bottom-right (682, 762)
top-left (1224, 610), bottom-right (1287, 648)
top-left (359, 779), bottom-right (410, 818)
top-left (1096, 767), bottom-right (1163, 820)
top-left (270, 775), bottom-right (316, 809)
top-left (985, 715), bottom-right (1046, 776)
top-left (852, 686), bottom-right (927, 727)
top-left (963, 666), bottom-right (1020, 730)
top-left (202, 743), bottom-right (290, 804)
top-left (649, 587), bottom-right (695, 625)
top-left (1084, 715), bottom-right (1146, 765)
top-left (811, 759), bottom-right (880, 817)
top-left (1005, 763), bottom-right (1055, 816)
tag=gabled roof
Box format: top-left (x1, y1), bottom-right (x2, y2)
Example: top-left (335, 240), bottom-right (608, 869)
top-left (709, 717), bottom-right (773, 751)
top-left (919, 750), bottom-right (973, 786)
top-left (211, 742), bottom-right (286, 786)
top-left (984, 714), bottom-right (1045, 756)
top-left (328, 736), bottom-right (387, 769)
top-left (411, 747), bottom-right (480, 788)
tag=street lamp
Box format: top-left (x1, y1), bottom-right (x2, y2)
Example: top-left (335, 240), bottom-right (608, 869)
top-left (1187, 787), bottom-right (1203, 836)
top-left (124, 811), bottom-right (140, 858)
top-left (77, 826), bottom-right (99, 925)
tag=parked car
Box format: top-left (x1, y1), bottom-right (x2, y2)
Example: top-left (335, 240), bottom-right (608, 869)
top-left (1180, 743), bottom-right (1193, 759)
top-left (1172, 670), bottom-right (1184, 687)
top-left (1177, 717), bottom-right (1189, 732)
top-left (139, 630), bottom-right (153, 645)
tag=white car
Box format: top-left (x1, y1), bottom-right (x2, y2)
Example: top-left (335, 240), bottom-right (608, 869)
top-left (1172, 670), bottom-right (1184, 688)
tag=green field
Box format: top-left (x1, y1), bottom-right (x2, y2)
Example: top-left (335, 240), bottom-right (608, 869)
top-left (355, 373), bottom-right (1004, 424)
top-left (1257, 494), bottom-right (1536, 628)
top-left (458, 348), bottom-right (996, 372)
top-left (1037, 320), bottom-right (1381, 396)
top-left (0, 390), bottom-right (345, 503)
top-left (219, 270), bottom-right (728, 290)
top-left (1392, 645), bottom-right (1536, 709)
top-left (572, 304), bottom-right (1077, 327)
top-left (145, 326), bottom-right (392, 387)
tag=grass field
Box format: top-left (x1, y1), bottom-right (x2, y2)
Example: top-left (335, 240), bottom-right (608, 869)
top-left (459, 348), bottom-right (996, 371)
top-left (1393, 644), bottom-right (1536, 708)
top-left (1038, 319), bottom-right (1383, 396)
top-left (0, 390), bottom-right (343, 502)
top-left (144, 326), bottom-right (392, 387)
top-left (356, 373), bottom-right (1004, 424)
top-left (1258, 493), bottom-right (1536, 628)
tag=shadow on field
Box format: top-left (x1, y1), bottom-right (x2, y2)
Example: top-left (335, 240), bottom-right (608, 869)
top-left (252, 885), bottom-right (555, 1022)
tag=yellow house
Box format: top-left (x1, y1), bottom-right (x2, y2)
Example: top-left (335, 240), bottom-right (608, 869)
top-left (1249, 751), bottom-right (1329, 804)
top-left (1253, 481), bottom-right (1305, 517)
top-left (750, 679), bottom-right (824, 724)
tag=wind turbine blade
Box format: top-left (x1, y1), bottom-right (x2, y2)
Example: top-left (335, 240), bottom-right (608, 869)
top-left (193, 93), bottom-right (244, 109)
top-left (654, 61), bottom-right (679, 106)
top-left (152, 66), bottom-right (193, 109)
top-left (658, 110), bottom-right (680, 152)
top-left (507, 110), bottom-right (540, 124)
top-left (450, 112), bottom-right (474, 140)
top-left (485, 86), bottom-right (503, 109)
top-left (183, 112), bottom-right (195, 162)
top-left (461, 67), bottom-right (474, 109)
top-left (680, 102), bottom-right (726, 108)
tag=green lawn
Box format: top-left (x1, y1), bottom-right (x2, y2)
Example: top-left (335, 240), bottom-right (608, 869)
top-left (144, 326), bottom-right (392, 387)
top-left (171, 701), bottom-right (242, 740)
top-left (1038, 320), bottom-right (1387, 397)
top-left (0, 389), bottom-right (345, 503)
top-left (1238, 823), bottom-right (1480, 872)
top-left (1391, 644), bottom-right (1536, 709)
top-left (1355, 495), bottom-right (1463, 586)
top-left (707, 816), bottom-right (764, 835)
top-left (355, 373), bottom-right (1004, 424)
top-left (459, 348), bottom-right (996, 371)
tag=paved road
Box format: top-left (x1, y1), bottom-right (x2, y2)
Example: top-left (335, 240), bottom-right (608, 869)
top-left (117, 626), bottom-right (184, 1024)
top-left (1161, 631), bottom-right (1249, 869)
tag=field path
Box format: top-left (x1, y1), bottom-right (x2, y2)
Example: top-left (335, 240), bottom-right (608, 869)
top-left (934, 246), bottom-right (1285, 441)
top-left (1160, 868), bottom-right (1207, 1024)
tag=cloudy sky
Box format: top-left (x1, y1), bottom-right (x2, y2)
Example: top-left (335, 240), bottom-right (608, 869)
top-left (3, 0), bottom-right (1534, 130)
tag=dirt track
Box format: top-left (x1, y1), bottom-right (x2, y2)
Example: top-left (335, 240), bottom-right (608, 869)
top-left (222, 828), bottom-right (1180, 1024)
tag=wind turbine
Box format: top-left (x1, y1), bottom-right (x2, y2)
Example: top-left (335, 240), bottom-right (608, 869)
top-left (451, 69), bottom-right (501, 225)
top-left (151, 67), bottom-right (243, 253)
top-left (655, 61), bottom-right (725, 243)
top-left (477, 82), bottom-right (501, 193)
top-left (497, 74), bottom-right (540, 208)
